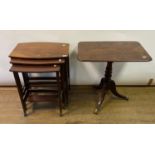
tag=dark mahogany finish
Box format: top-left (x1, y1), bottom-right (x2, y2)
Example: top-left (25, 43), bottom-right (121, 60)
top-left (78, 41), bottom-right (152, 114)
top-left (78, 41), bottom-right (152, 62)
top-left (10, 58), bottom-right (65, 65)
top-left (9, 42), bottom-right (70, 116)
top-left (9, 42), bottom-right (69, 59)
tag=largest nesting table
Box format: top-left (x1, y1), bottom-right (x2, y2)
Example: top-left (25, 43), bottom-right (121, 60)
top-left (78, 41), bottom-right (152, 114)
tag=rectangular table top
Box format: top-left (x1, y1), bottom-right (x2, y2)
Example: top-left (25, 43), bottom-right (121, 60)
top-left (10, 58), bottom-right (65, 65)
top-left (10, 64), bottom-right (60, 73)
top-left (78, 41), bottom-right (152, 62)
top-left (9, 42), bottom-right (69, 59)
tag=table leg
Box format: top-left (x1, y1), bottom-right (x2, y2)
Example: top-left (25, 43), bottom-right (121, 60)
top-left (110, 80), bottom-right (128, 100)
top-left (94, 62), bottom-right (128, 114)
top-left (61, 64), bottom-right (68, 108)
top-left (66, 56), bottom-right (70, 90)
top-left (57, 71), bottom-right (63, 116)
top-left (94, 85), bottom-right (108, 114)
top-left (22, 73), bottom-right (29, 90)
top-left (13, 72), bottom-right (27, 116)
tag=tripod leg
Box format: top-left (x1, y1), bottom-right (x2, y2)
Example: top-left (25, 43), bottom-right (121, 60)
top-left (94, 85), bottom-right (108, 114)
top-left (110, 80), bottom-right (128, 100)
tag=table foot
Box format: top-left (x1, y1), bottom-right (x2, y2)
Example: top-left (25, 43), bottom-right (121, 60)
top-left (94, 108), bottom-right (99, 114)
top-left (94, 87), bottom-right (107, 114)
top-left (110, 80), bottom-right (128, 100)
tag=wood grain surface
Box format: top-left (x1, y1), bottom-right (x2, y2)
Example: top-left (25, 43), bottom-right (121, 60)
top-left (9, 42), bottom-right (69, 59)
top-left (78, 42), bottom-right (152, 62)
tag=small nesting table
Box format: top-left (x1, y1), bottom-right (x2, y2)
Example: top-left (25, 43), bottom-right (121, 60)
top-left (78, 41), bottom-right (152, 114)
top-left (9, 42), bottom-right (70, 116)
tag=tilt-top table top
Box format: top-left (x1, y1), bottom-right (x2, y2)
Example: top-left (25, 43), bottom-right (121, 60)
top-left (78, 41), bottom-right (152, 62)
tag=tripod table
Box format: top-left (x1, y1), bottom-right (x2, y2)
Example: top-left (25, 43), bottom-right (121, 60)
top-left (78, 41), bottom-right (152, 114)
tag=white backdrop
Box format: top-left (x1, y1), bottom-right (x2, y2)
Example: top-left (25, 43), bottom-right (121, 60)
top-left (0, 30), bottom-right (154, 85)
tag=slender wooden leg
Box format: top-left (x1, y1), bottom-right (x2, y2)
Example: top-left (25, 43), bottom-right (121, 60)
top-left (64, 64), bottom-right (69, 107)
top-left (57, 72), bottom-right (62, 116)
top-left (94, 62), bottom-right (112, 114)
top-left (94, 85), bottom-right (108, 114)
top-left (110, 80), bottom-right (128, 100)
top-left (13, 72), bottom-right (27, 116)
top-left (63, 62), bottom-right (68, 90)
top-left (60, 65), bottom-right (65, 108)
top-left (22, 73), bottom-right (30, 100)
top-left (61, 65), bottom-right (68, 108)
top-left (63, 58), bottom-right (69, 107)
top-left (66, 56), bottom-right (70, 90)
top-left (22, 73), bottom-right (29, 89)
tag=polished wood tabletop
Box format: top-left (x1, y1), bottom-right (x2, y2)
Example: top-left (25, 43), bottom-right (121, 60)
top-left (10, 58), bottom-right (65, 65)
top-left (78, 41), bottom-right (152, 62)
top-left (9, 42), bottom-right (69, 59)
top-left (10, 64), bottom-right (60, 73)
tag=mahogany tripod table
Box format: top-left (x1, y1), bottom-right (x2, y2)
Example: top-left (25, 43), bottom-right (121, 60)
top-left (78, 41), bottom-right (152, 114)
